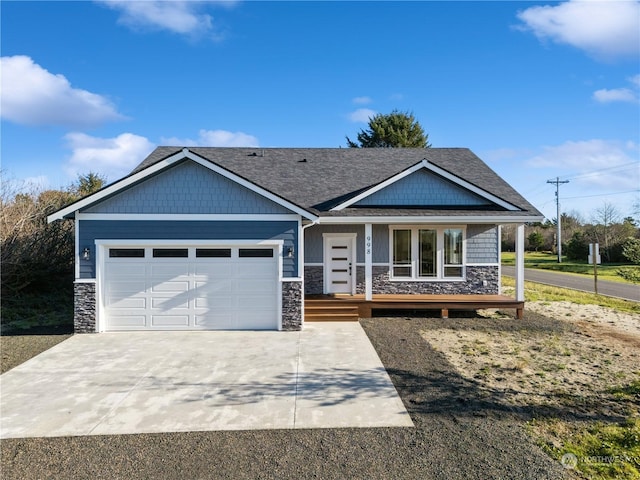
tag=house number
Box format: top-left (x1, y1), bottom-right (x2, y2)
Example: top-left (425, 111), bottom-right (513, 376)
top-left (366, 235), bottom-right (372, 255)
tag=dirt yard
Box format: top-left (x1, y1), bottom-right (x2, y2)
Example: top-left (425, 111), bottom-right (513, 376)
top-left (420, 301), bottom-right (640, 421)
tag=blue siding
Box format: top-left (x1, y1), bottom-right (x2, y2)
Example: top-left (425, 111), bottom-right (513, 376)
top-left (467, 225), bottom-right (498, 263)
top-left (354, 169), bottom-right (492, 207)
top-left (85, 161), bottom-right (292, 215)
top-left (79, 220), bottom-right (298, 278)
top-left (304, 224), bottom-right (497, 266)
top-left (304, 224), bottom-right (388, 264)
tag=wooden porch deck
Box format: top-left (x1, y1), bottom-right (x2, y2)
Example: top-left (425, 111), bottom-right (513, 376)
top-left (305, 294), bottom-right (524, 321)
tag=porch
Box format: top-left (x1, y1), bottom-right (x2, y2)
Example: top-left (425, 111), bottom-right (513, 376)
top-left (305, 294), bottom-right (525, 321)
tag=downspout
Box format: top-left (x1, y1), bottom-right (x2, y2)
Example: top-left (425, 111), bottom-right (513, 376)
top-left (300, 218), bottom-right (320, 325)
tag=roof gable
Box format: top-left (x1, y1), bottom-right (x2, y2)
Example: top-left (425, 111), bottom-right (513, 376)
top-left (332, 160), bottom-right (519, 211)
top-left (84, 160), bottom-right (293, 215)
top-left (48, 148), bottom-right (317, 221)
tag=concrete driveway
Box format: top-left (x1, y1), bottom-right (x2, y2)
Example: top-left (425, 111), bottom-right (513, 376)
top-left (0, 323), bottom-right (412, 438)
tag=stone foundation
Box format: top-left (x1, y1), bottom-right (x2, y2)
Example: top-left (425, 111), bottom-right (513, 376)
top-left (74, 281), bottom-right (97, 333)
top-left (365, 265), bottom-right (499, 295)
top-left (281, 281), bottom-right (302, 330)
top-left (306, 265), bottom-right (500, 296)
top-left (304, 266), bottom-right (324, 294)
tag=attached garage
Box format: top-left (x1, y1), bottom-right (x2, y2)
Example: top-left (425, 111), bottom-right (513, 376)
top-left (100, 244), bottom-right (280, 331)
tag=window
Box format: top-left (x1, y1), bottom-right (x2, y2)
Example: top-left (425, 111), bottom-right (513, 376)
top-left (152, 248), bottom-right (188, 258)
top-left (390, 226), bottom-right (464, 280)
top-left (109, 248), bottom-right (145, 258)
top-left (239, 248), bottom-right (274, 258)
top-left (196, 248), bottom-right (231, 258)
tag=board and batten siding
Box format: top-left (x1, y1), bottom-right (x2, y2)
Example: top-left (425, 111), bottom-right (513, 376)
top-left (353, 169), bottom-right (492, 207)
top-left (304, 223), bottom-right (498, 265)
top-left (84, 161), bottom-right (292, 215)
top-left (78, 220), bottom-right (298, 278)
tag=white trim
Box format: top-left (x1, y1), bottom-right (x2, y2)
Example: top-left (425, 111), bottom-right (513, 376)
top-left (516, 224), bottom-right (525, 302)
top-left (317, 215), bottom-right (543, 224)
top-left (330, 159), bottom-right (520, 211)
top-left (76, 213), bottom-right (302, 222)
top-left (388, 225), bottom-right (466, 281)
top-left (365, 223), bottom-right (372, 301)
top-left (95, 239), bottom-right (284, 247)
top-left (466, 262), bottom-right (500, 267)
top-left (498, 225), bottom-right (503, 293)
top-left (281, 277), bottom-right (303, 282)
top-left (48, 148), bottom-right (318, 222)
top-left (95, 240), bottom-right (284, 332)
top-left (74, 214), bottom-right (80, 279)
top-left (323, 233), bottom-right (357, 295)
top-left (74, 278), bottom-right (96, 283)
top-left (330, 161), bottom-right (424, 210)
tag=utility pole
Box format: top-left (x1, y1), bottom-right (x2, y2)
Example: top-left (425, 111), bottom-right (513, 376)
top-left (547, 177), bottom-right (570, 263)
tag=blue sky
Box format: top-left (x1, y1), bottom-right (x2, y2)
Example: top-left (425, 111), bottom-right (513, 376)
top-left (1, 0), bottom-right (639, 221)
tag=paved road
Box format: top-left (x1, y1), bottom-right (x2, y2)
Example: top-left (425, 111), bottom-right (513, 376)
top-left (502, 265), bottom-right (639, 302)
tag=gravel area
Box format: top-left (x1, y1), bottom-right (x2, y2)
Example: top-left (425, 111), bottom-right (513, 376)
top-left (1, 334), bottom-right (71, 374)
top-left (1, 315), bottom-right (567, 480)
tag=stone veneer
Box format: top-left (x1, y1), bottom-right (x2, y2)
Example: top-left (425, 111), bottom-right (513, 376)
top-left (74, 281), bottom-right (97, 333)
top-left (305, 265), bottom-right (499, 295)
top-left (281, 281), bottom-right (303, 330)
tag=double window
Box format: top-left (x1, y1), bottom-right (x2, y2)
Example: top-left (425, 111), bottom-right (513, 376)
top-left (391, 226), bottom-right (464, 280)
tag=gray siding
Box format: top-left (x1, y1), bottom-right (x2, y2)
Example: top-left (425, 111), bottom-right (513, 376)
top-left (79, 220), bottom-right (298, 278)
top-left (85, 161), bottom-right (292, 215)
top-left (304, 224), bottom-right (389, 264)
top-left (354, 169), bottom-right (491, 207)
top-left (467, 225), bottom-right (498, 264)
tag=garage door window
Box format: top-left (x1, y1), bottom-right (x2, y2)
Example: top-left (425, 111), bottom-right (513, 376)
top-left (109, 248), bottom-right (145, 258)
top-left (196, 248), bottom-right (232, 258)
top-left (239, 248), bottom-right (274, 258)
top-left (153, 248), bottom-right (188, 258)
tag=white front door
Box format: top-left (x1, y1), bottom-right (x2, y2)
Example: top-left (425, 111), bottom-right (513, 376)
top-left (324, 234), bottom-right (356, 294)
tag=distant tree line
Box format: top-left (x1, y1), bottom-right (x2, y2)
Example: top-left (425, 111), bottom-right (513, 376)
top-left (502, 202), bottom-right (640, 265)
top-left (1, 172), bottom-right (106, 296)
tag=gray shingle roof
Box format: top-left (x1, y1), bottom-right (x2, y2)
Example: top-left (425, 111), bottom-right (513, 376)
top-left (131, 147), bottom-right (543, 219)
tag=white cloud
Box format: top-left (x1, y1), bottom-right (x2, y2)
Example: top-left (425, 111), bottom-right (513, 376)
top-left (526, 139), bottom-right (639, 190)
top-left (352, 96), bottom-right (372, 105)
top-left (0, 55), bottom-right (125, 127)
top-left (629, 74), bottom-right (640, 87)
top-left (98, 1), bottom-right (234, 38)
top-left (348, 108), bottom-right (376, 123)
top-left (161, 129), bottom-right (259, 147)
top-left (593, 87), bottom-right (637, 103)
top-left (64, 132), bottom-right (156, 180)
top-left (516, 0), bottom-right (640, 60)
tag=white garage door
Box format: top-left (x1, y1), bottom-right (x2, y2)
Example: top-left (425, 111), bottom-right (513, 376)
top-left (102, 245), bottom-right (279, 331)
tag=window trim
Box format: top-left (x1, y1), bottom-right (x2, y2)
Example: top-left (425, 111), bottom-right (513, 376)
top-left (388, 225), bottom-right (466, 281)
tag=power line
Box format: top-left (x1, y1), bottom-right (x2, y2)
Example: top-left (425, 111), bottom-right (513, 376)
top-left (563, 189), bottom-right (639, 200)
top-left (559, 161), bottom-right (640, 181)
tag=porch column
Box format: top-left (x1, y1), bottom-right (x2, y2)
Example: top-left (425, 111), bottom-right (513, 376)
top-left (365, 223), bottom-right (372, 301)
top-left (515, 223), bottom-right (525, 302)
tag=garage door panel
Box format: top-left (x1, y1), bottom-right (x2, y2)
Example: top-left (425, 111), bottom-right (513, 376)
top-left (194, 264), bottom-right (231, 276)
top-left (108, 315), bottom-right (147, 328)
top-left (104, 245), bottom-right (278, 331)
top-left (150, 279), bottom-right (190, 292)
top-left (151, 297), bottom-right (189, 309)
top-left (151, 315), bottom-right (190, 327)
top-left (108, 297), bottom-right (147, 309)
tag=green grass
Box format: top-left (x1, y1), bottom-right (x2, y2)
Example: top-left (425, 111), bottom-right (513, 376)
top-left (501, 251), bottom-right (639, 284)
top-left (501, 276), bottom-right (640, 315)
top-left (529, 417), bottom-right (640, 480)
top-left (1, 281), bottom-right (74, 334)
